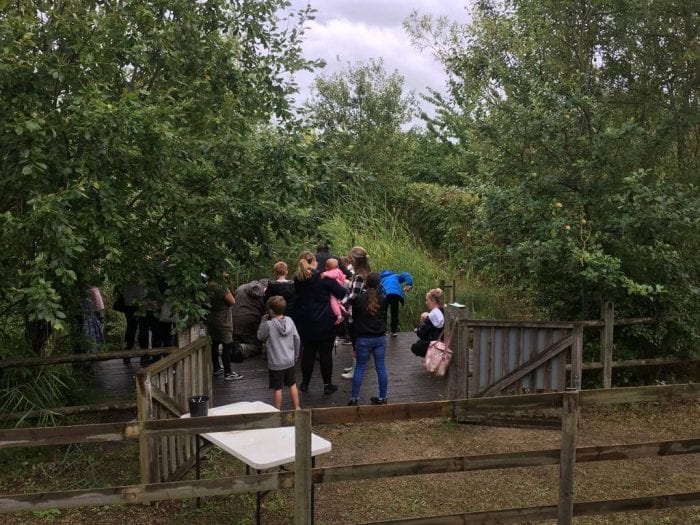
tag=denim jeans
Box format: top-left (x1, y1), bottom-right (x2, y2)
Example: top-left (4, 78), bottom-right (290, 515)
top-left (351, 335), bottom-right (388, 400)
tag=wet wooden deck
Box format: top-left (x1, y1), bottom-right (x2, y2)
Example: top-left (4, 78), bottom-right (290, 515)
top-left (91, 332), bottom-right (450, 410)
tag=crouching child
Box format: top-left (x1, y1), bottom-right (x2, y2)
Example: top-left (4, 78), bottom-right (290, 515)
top-left (257, 295), bottom-right (301, 410)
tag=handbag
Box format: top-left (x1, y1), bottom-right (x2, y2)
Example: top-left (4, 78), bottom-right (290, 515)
top-left (424, 322), bottom-right (454, 377)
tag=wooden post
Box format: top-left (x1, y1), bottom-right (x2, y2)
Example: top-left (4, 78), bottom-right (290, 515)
top-left (445, 303), bottom-right (470, 403)
top-left (601, 301), bottom-right (614, 389)
top-left (294, 409), bottom-right (312, 525)
top-left (136, 371), bottom-right (158, 485)
top-left (557, 388), bottom-right (579, 525)
top-left (571, 324), bottom-right (583, 390)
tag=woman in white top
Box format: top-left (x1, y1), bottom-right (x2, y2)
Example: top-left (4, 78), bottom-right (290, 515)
top-left (410, 288), bottom-right (445, 358)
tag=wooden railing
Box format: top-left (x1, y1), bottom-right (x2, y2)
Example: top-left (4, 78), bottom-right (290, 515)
top-left (135, 335), bottom-right (212, 484)
top-left (0, 383), bottom-right (697, 524)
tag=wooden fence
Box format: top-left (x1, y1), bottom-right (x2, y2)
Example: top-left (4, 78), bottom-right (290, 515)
top-left (0, 383), bottom-right (698, 524)
top-left (136, 335), bottom-right (212, 484)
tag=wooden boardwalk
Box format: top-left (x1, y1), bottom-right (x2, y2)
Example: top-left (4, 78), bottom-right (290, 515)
top-left (90, 332), bottom-right (450, 410)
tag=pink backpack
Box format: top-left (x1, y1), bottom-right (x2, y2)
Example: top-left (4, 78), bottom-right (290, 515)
top-left (424, 323), bottom-right (454, 377)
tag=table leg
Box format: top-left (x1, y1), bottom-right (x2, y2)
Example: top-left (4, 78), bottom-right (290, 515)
top-left (195, 435), bottom-right (201, 509)
top-left (311, 456), bottom-right (317, 525)
top-left (256, 468), bottom-right (262, 525)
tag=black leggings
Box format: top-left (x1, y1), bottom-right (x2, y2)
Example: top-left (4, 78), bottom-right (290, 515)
top-left (212, 340), bottom-right (233, 374)
top-left (386, 295), bottom-right (401, 333)
top-left (301, 336), bottom-right (335, 386)
top-left (411, 339), bottom-right (430, 358)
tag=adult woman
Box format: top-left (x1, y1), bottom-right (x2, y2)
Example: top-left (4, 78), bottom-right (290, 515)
top-left (348, 272), bottom-right (388, 406)
top-left (341, 246), bottom-right (371, 379)
top-left (410, 288), bottom-right (445, 358)
top-left (292, 251), bottom-right (347, 394)
top-left (206, 272), bottom-right (243, 381)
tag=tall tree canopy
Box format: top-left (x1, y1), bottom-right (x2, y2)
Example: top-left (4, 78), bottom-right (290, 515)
top-left (304, 58), bottom-right (417, 184)
top-left (0, 0), bottom-right (321, 354)
top-left (406, 1), bottom-right (700, 352)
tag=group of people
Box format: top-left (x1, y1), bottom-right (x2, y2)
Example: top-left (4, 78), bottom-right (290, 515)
top-left (205, 243), bottom-right (448, 409)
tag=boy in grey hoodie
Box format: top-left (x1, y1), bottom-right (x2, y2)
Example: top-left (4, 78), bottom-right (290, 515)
top-left (257, 296), bottom-right (301, 410)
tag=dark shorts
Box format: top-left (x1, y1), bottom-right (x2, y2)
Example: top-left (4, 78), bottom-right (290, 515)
top-left (269, 366), bottom-right (296, 390)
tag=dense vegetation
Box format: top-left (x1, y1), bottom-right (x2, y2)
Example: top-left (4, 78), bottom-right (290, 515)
top-left (1, 0), bottom-right (698, 412)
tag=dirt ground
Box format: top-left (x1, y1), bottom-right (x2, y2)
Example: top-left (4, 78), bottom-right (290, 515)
top-left (1, 401), bottom-right (698, 524)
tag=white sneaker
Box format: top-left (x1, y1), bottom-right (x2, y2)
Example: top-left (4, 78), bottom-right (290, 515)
top-left (224, 371), bottom-right (243, 381)
top-left (341, 368), bottom-right (354, 380)
top-left (343, 366), bottom-right (353, 373)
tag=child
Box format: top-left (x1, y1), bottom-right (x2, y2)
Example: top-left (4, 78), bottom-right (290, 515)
top-left (410, 288), bottom-right (445, 358)
top-left (321, 258), bottom-right (349, 325)
top-left (257, 295), bottom-right (301, 410)
top-left (264, 261), bottom-right (296, 315)
top-left (379, 270), bottom-right (413, 336)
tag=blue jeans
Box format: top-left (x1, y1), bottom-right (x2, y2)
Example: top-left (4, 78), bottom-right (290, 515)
top-left (351, 335), bottom-right (388, 400)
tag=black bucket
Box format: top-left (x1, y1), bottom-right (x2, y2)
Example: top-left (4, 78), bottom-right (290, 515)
top-left (188, 395), bottom-right (209, 417)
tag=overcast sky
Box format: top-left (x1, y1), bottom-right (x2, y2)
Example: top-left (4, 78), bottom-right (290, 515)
top-left (286, 1), bottom-right (472, 120)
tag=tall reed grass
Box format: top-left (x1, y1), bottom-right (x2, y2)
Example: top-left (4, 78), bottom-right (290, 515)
top-left (318, 199), bottom-right (530, 328)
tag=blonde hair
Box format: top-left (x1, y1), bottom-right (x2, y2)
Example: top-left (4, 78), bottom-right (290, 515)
top-left (426, 288), bottom-right (445, 308)
top-left (348, 246), bottom-right (370, 278)
top-left (294, 250), bottom-right (316, 281)
top-left (273, 261), bottom-right (288, 277)
top-left (325, 258), bottom-right (339, 270)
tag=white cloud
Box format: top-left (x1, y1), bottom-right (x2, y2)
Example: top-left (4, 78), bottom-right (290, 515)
top-left (286, 1), bottom-right (472, 121)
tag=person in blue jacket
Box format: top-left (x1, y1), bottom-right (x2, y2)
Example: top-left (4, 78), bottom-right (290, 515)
top-left (379, 270), bottom-right (413, 336)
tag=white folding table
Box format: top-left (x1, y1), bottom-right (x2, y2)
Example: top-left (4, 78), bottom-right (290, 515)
top-left (183, 401), bottom-right (331, 524)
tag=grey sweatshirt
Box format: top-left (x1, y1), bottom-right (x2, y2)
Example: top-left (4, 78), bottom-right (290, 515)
top-left (257, 316), bottom-right (300, 371)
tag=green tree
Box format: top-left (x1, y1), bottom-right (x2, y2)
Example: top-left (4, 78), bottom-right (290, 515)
top-left (406, 1), bottom-right (700, 353)
top-left (304, 58), bottom-right (417, 184)
top-left (0, 0), bottom-right (320, 355)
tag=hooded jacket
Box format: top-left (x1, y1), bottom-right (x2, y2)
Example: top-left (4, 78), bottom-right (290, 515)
top-left (257, 316), bottom-right (300, 371)
top-left (232, 280), bottom-right (266, 344)
top-left (379, 270), bottom-right (414, 303)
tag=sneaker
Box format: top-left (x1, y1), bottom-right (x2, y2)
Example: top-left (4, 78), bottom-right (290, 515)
top-left (341, 339), bottom-right (353, 345)
top-left (213, 368), bottom-right (224, 377)
top-left (324, 384), bottom-right (338, 395)
top-left (300, 382), bottom-right (309, 392)
top-left (343, 366), bottom-right (353, 373)
top-left (348, 399), bottom-right (358, 406)
top-left (224, 371), bottom-right (243, 381)
top-left (341, 369), bottom-right (354, 380)
top-left (391, 332), bottom-right (398, 337)
top-left (370, 396), bottom-right (387, 405)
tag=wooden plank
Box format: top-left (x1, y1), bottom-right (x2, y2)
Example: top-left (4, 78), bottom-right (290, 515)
top-left (0, 472), bottom-right (294, 513)
top-left (475, 336), bottom-right (573, 398)
top-left (462, 320), bottom-right (575, 329)
top-left (601, 301), bottom-right (614, 389)
top-left (571, 324), bottom-right (583, 390)
top-left (471, 326), bottom-right (481, 396)
top-left (557, 329), bottom-right (568, 392)
top-left (487, 326), bottom-right (495, 388)
top-left (0, 347), bottom-right (178, 369)
top-left (515, 328), bottom-right (524, 394)
top-left (147, 337), bottom-right (209, 376)
top-left (0, 400), bottom-right (137, 423)
top-left (166, 368), bottom-right (177, 478)
top-left (577, 356), bottom-right (700, 370)
top-left (151, 386), bottom-right (183, 418)
top-left (543, 329), bottom-right (553, 392)
top-left (360, 491), bottom-right (700, 524)
top-left (501, 328), bottom-right (510, 392)
top-left (445, 305), bottom-right (469, 400)
top-left (135, 372), bottom-right (157, 485)
top-left (557, 390), bottom-right (579, 525)
top-left (580, 383), bottom-right (700, 406)
top-left (294, 410), bottom-right (312, 525)
top-left (0, 422), bottom-right (137, 449)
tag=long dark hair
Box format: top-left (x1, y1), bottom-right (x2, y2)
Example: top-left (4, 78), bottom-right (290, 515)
top-left (365, 272), bottom-right (381, 316)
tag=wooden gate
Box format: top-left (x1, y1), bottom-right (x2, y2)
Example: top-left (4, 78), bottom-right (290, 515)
top-left (136, 330), bottom-right (212, 484)
top-left (444, 306), bottom-right (584, 400)
top-left (469, 321), bottom-right (581, 397)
